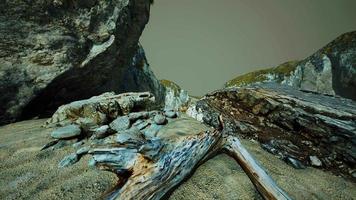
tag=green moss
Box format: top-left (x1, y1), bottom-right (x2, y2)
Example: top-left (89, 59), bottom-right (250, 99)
top-left (160, 79), bottom-right (181, 95)
top-left (225, 61), bottom-right (299, 88)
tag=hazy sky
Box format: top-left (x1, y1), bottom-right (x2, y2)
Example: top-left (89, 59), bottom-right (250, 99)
top-left (141, 0), bottom-right (356, 96)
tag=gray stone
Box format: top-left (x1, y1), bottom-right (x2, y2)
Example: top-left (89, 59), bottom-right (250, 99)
top-left (129, 112), bottom-right (150, 121)
top-left (116, 128), bottom-right (142, 144)
top-left (0, 0), bottom-right (165, 125)
top-left (92, 125), bottom-right (110, 139)
top-left (110, 116), bottom-right (131, 132)
top-left (309, 156), bottom-right (322, 167)
top-left (285, 157), bottom-right (306, 169)
top-left (153, 114), bottom-right (166, 125)
top-left (51, 125), bottom-right (81, 139)
top-left (72, 141), bottom-right (84, 149)
top-left (76, 146), bottom-right (90, 156)
top-left (164, 110), bottom-right (177, 118)
top-left (143, 124), bottom-right (163, 138)
top-left (58, 153), bottom-right (79, 168)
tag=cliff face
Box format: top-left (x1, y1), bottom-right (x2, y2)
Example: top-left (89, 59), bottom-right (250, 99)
top-left (0, 0), bottom-right (164, 125)
top-left (225, 31), bottom-right (356, 100)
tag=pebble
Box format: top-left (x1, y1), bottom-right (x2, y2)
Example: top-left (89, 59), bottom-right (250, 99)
top-left (309, 156), bottom-right (322, 167)
top-left (51, 124), bottom-right (81, 139)
top-left (72, 141), bottom-right (84, 149)
top-left (285, 157), bottom-right (306, 169)
top-left (76, 146), bottom-right (90, 155)
top-left (92, 125), bottom-right (110, 139)
top-left (143, 124), bottom-right (163, 138)
top-left (153, 114), bottom-right (166, 125)
top-left (164, 110), bottom-right (177, 118)
top-left (58, 153), bottom-right (78, 168)
top-left (110, 116), bottom-right (131, 132)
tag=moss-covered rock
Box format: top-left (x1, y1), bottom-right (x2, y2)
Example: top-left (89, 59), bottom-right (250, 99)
top-left (225, 61), bottom-right (299, 88)
top-left (225, 31), bottom-right (356, 100)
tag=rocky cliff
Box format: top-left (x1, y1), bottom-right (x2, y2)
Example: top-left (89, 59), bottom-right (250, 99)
top-left (225, 31), bottom-right (356, 100)
top-left (0, 0), bottom-right (164, 125)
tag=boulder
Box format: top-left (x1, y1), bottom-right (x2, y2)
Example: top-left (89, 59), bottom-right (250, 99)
top-left (0, 0), bottom-right (164, 125)
top-left (51, 124), bottom-right (81, 139)
top-left (225, 31), bottom-right (356, 100)
top-left (160, 79), bottom-right (190, 111)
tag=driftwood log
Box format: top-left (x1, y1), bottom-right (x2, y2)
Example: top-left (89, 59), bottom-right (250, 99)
top-left (89, 116), bottom-right (291, 200)
top-left (190, 83), bottom-right (356, 179)
top-left (45, 91), bottom-right (291, 199)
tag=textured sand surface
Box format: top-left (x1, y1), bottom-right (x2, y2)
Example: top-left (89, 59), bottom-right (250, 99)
top-left (0, 118), bottom-right (355, 200)
top-left (0, 119), bottom-right (117, 200)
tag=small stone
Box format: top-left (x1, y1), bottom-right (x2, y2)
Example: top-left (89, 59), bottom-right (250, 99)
top-left (76, 146), bottom-right (90, 155)
top-left (76, 117), bottom-right (98, 132)
top-left (329, 136), bottom-right (339, 143)
top-left (351, 171), bottom-right (356, 178)
top-left (72, 141), bottom-right (84, 149)
top-left (88, 158), bottom-right (96, 167)
top-left (110, 116), bottom-right (131, 132)
top-left (164, 110), bottom-right (177, 118)
top-left (134, 120), bottom-right (150, 130)
top-left (116, 128), bottom-right (142, 144)
top-left (92, 125), bottom-right (110, 139)
top-left (41, 140), bottom-right (59, 151)
top-left (153, 114), bottom-right (166, 125)
top-left (128, 111), bottom-right (149, 121)
top-left (285, 157), bottom-right (306, 169)
top-left (143, 124), bottom-right (163, 138)
top-left (309, 156), bottom-right (322, 167)
top-left (51, 124), bottom-right (81, 139)
top-left (58, 153), bottom-right (78, 168)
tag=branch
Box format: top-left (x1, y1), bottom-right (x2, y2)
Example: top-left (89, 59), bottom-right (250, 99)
top-left (223, 135), bottom-right (291, 200)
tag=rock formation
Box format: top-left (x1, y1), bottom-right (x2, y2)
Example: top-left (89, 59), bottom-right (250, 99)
top-left (187, 83), bottom-right (356, 179)
top-left (0, 0), bottom-right (164, 125)
top-left (43, 91), bottom-right (292, 200)
top-left (160, 79), bottom-right (190, 111)
top-left (225, 31), bottom-right (356, 100)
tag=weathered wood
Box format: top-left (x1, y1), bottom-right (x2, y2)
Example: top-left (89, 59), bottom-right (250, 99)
top-left (224, 135), bottom-right (291, 200)
top-left (47, 92), bottom-right (292, 200)
top-left (91, 130), bottom-right (222, 200)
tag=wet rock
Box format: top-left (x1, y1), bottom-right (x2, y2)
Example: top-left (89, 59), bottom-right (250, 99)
top-left (154, 114), bottom-right (167, 125)
top-left (58, 153), bottom-right (79, 168)
top-left (309, 156), bottom-right (322, 167)
top-left (110, 116), bottom-right (131, 132)
top-left (165, 110), bottom-right (177, 118)
top-left (51, 125), bottom-right (81, 139)
top-left (76, 147), bottom-right (90, 156)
